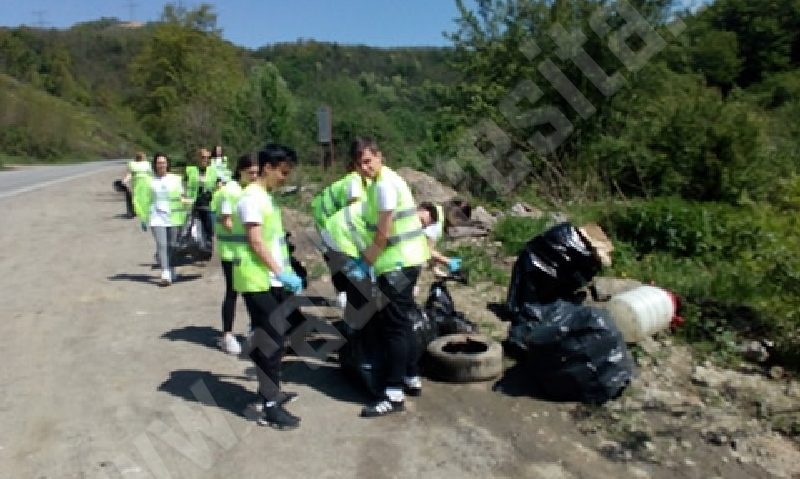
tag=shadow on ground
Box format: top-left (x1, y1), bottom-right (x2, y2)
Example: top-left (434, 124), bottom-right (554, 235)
top-left (280, 356), bottom-right (371, 405)
top-left (161, 325), bottom-right (221, 350)
top-left (158, 369), bottom-right (256, 419)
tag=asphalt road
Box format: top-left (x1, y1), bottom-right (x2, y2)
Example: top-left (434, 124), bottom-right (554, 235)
top-left (0, 160), bottom-right (126, 200)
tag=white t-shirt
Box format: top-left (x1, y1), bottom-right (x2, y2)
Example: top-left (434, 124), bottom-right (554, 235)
top-left (346, 174), bottom-right (364, 202)
top-left (237, 190), bottom-right (282, 287)
top-left (424, 223), bottom-right (443, 242)
top-left (375, 173), bottom-right (402, 212)
top-left (149, 174), bottom-right (183, 227)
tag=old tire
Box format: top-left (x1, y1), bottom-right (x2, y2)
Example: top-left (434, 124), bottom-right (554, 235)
top-left (426, 333), bottom-right (503, 382)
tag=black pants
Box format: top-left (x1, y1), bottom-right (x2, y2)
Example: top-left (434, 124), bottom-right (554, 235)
top-left (323, 249), bottom-right (351, 295)
top-left (123, 185), bottom-right (134, 217)
top-left (196, 207), bottom-right (214, 243)
top-left (243, 288), bottom-right (293, 402)
top-left (376, 266), bottom-right (421, 389)
top-left (220, 260), bottom-right (239, 333)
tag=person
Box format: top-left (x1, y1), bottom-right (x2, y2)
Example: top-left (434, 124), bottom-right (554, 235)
top-left (351, 137), bottom-right (430, 417)
top-left (211, 154), bottom-right (259, 355)
top-left (417, 201), bottom-right (462, 274)
top-left (133, 153), bottom-right (188, 286)
top-left (185, 148), bottom-right (219, 246)
top-left (311, 161), bottom-right (368, 309)
top-left (233, 144), bottom-right (304, 430)
top-left (310, 162), bottom-right (365, 230)
top-left (321, 199), bottom-right (374, 329)
top-left (121, 152), bottom-right (152, 218)
top-left (210, 144), bottom-right (232, 183)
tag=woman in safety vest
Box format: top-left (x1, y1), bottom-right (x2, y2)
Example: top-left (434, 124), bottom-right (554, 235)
top-left (134, 153), bottom-right (189, 286)
top-left (121, 151), bottom-right (152, 218)
top-left (210, 154), bottom-right (259, 355)
top-left (234, 144), bottom-right (304, 430)
top-left (350, 137), bottom-right (430, 418)
top-left (311, 160), bottom-right (368, 309)
top-left (210, 144), bottom-right (232, 183)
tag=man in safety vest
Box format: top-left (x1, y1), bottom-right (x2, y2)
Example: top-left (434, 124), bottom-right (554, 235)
top-left (234, 144), bottom-right (304, 430)
top-left (210, 154), bottom-right (259, 355)
top-left (417, 201), bottom-right (462, 273)
top-left (210, 144), bottom-right (232, 183)
top-left (350, 137), bottom-right (430, 418)
top-left (185, 148), bottom-right (220, 246)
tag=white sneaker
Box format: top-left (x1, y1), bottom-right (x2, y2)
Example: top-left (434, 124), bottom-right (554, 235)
top-left (336, 292), bottom-right (348, 311)
top-left (219, 334), bottom-right (241, 355)
top-left (159, 270), bottom-right (172, 286)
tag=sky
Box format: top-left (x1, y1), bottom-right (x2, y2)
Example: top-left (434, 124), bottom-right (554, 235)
top-left (0, 0), bottom-right (473, 49)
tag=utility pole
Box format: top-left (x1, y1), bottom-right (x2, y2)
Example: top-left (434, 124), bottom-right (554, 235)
top-left (32, 10), bottom-right (47, 28)
top-left (123, 0), bottom-right (138, 22)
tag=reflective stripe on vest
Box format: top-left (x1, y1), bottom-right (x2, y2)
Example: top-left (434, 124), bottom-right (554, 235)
top-left (364, 166), bottom-right (430, 274)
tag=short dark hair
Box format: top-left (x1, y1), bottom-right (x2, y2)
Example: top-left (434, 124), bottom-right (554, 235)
top-left (418, 201), bottom-right (439, 223)
top-left (233, 154), bottom-right (255, 181)
top-left (152, 152), bottom-right (169, 171)
top-left (349, 136), bottom-right (380, 161)
top-left (257, 144), bottom-right (297, 172)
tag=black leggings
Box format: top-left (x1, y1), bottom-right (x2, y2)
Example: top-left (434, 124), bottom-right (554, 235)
top-left (376, 266), bottom-right (421, 388)
top-left (243, 288), bottom-right (293, 402)
top-left (221, 260), bottom-right (238, 333)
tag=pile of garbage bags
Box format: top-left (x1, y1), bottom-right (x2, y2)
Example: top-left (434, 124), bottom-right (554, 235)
top-left (504, 223), bottom-right (634, 404)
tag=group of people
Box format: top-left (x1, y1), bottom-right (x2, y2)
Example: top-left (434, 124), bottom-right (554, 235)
top-left (121, 137), bottom-right (463, 430)
top-left (121, 146), bottom-right (230, 285)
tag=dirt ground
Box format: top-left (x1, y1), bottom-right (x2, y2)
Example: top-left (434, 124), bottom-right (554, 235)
top-left (0, 167), bottom-right (797, 479)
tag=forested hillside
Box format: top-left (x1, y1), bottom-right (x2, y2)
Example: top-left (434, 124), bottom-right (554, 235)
top-left (1, 1), bottom-right (800, 367)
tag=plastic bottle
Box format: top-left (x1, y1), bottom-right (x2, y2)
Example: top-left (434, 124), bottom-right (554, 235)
top-left (606, 285), bottom-right (678, 343)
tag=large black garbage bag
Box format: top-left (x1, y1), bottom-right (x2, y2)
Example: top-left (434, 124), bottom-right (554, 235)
top-left (506, 222), bottom-right (601, 317)
top-left (174, 209), bottom-right (213, 261)
top-left (425, 278), bottom-right (477, 335)
top-left (507, 300), bottom-right (634, 404)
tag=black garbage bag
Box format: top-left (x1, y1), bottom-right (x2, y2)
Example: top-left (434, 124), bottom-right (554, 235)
top-left (338, 305), bottom-right (435, 398)
top-left (507, 300), bottom-right (634, 404)
top-left (337, 312), bottom-right (386, 398)
top-left (174, 208), bottom-right (213, 261)
top-left (506, 222), bottom-right (601, 318)
top-left (425, 277), bottom-right (477, 335)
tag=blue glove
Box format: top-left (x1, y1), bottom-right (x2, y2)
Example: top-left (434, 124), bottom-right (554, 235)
top-left (448, 257), bottom-right (462, 273)
top-left (343, 258), bottom-right (368, 281)
top-left (140, 222), bottom-right (148, 232)
top-left (277, 270), bottom-right (303, 294)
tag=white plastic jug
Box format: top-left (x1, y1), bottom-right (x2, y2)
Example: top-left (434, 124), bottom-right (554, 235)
top-left (606, 285), bottom-right (676, 343)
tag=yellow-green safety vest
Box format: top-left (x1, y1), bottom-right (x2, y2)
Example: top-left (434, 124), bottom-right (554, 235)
top-left (311, 171), bottom-right (364, 229)
top-left (232, 183), bottom-right (291, 293)
top-left (364, 166), bottom-right (430, 275)
top-left (133, 173), bottom-right (187, 226)
top-left (185, 165), bottom-right (219, 201)
top-left (212, 180), bottom-right (244, 262)
top-left (324, 201), bottom-right (370, 258)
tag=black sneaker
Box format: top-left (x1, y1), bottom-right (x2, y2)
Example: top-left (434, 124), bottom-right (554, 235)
top-left (403, 377), bottom-right (422, 397)
top-left (360, 399), bottom-right (405, 418)
top-left (257, 404), bottom-right (300, 430)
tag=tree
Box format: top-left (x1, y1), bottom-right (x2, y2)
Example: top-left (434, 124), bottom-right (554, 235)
top-left (128, 5), bottom-right (245, 150)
